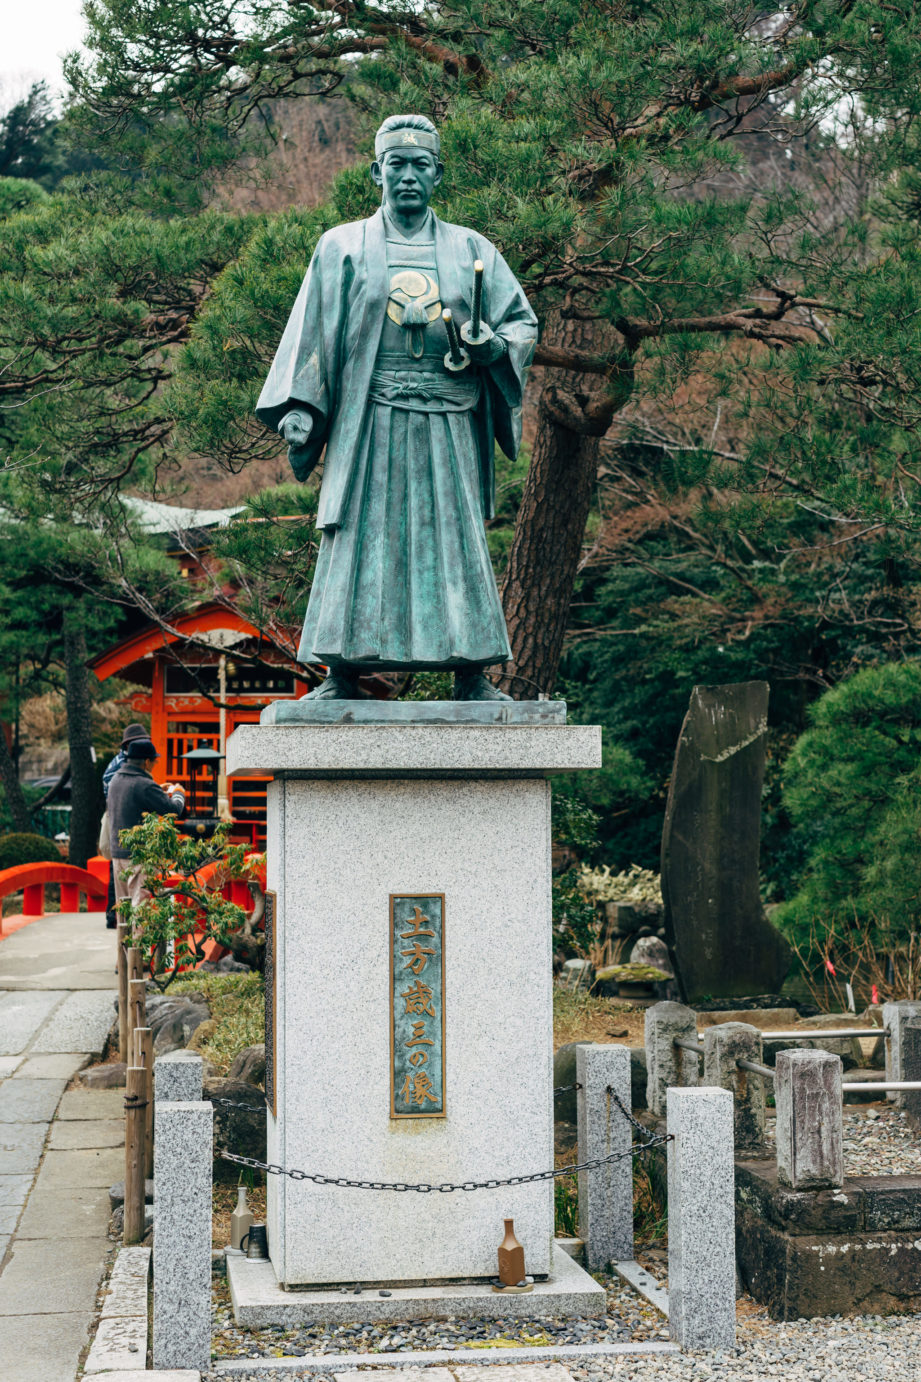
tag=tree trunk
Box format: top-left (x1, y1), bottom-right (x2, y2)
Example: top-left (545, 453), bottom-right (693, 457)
top-left (0, 720), bottom-right (32, 831)
top-left (499, 317), bottom-right (633, 698)
top-left (63, 610), bottom-right (101, 868)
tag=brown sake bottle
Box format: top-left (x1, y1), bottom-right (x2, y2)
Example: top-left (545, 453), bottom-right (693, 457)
top-left (497, 1217), bottom-right (525, 1286)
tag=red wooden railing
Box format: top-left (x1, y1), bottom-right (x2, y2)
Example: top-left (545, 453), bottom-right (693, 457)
top-left (0, 861), bottom-right (108, 935)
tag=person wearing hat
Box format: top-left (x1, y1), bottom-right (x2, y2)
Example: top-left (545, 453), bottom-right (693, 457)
top-left (106, 738), bottom-right (185, 910)
top-left (101, 724), bottom-right (153, 928)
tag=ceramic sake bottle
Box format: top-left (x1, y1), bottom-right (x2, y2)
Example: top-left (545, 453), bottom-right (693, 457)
top-left (497, 1217), bottom-right (526, 1286)
top-left (230, 1184), bottom-right (254, 1251)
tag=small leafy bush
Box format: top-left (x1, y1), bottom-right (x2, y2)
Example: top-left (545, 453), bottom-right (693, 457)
top-left (0, 832), bottom-right (63, 871)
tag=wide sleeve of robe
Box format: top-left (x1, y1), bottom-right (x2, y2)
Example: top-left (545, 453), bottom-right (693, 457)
top-left (254, 230), bottom-right (355, 481)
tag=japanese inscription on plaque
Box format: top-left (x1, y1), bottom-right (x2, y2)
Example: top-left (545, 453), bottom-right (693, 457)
top-left (390, 894), bottom-right (445, 1118)
top-left (264, 889), bottom-right (277, 1117)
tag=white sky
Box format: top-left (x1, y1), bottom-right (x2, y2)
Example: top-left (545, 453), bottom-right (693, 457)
top-left (1, 1), bottom-right (88, 107)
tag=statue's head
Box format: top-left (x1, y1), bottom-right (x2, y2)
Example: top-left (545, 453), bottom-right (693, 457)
top-left (371, 114), bottom-right (443, 214)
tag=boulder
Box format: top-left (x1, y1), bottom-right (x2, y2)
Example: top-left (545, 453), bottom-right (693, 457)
top-left (206, 1076), bottom-right (267, 1163)
top-left (629, 936), bottom-right (673, 975)
top-left (630, 1046), bottom-right (648, 1111)
top-left (554, 1040), bottom-right (647, 1118)
top-left (227, 1044), bottom-right (266, 1088)
top-left (198, 954), bottom-right (250, 974)
top-left (109, 1178), bottom-right (154, 1208)
top-left (661, 681), bottom-right (791, 1001)
top-left (81, 1062), bottom-right (127, 1089)
top-left (553, 1041), bottom-right (590, 1123)
top-left (146, 995), bottom-right (211, 1054)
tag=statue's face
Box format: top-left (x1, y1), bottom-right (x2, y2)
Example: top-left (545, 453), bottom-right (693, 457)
top-left (371, 148), bottom-right (443, 213)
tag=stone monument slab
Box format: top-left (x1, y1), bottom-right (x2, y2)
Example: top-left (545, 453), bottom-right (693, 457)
top-left (660, 682), bottom-right (790, 1002)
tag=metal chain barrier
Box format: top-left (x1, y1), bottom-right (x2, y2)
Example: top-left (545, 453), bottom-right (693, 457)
top-left (607, 1086), bottom-right (659, 1146)
top-left (212, 1079), bottom-right (670, 1191)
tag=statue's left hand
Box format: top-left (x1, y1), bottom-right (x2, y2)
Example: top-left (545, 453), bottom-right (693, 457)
top-left (460, 320), bottom-right (507, 365)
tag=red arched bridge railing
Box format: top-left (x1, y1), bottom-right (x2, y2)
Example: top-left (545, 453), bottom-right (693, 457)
top-left (0, 861), bottom-right (108, 930)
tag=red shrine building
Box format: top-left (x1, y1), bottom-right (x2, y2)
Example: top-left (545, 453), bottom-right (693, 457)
top-left (89, 501), bottom-right (317, 846)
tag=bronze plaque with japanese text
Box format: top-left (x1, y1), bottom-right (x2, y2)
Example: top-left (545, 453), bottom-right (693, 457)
top-left (264, 889), bottom-right (277, 1117)
top-left (390, 894), bottom-right (445, 1118)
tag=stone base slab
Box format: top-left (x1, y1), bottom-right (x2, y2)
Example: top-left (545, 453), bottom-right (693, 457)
top-left (227, 722), bottom-right (601, 778)
top-left (227, 1245), bottom-right (606, 1326)
top-left (736, 1160), bottom-right (921, 1318)
top-left (261, 699), bottom-right (567, 727)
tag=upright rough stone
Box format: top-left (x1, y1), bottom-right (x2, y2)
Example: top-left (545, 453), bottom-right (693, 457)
top-left (645, 1002), bottom-right (699, 1118)
top-left (153, 1100), bottom-right (212, 1370)
top-left (774, 1050), bottom-right (843, 1190)
top-left (154, 1050), bottom-right (203, 1104)
top-left (667, 1086), bottom-right (736, 1350)
top-left (902, 1018), bottom-right (921, 1130)
top-left (882, 1001), bottom-right (921, 1104)
top-left (660, 682), bottom-right (790, 1001)
top-left (576, 1044), bottom-right (633, 1268)
top-left (703, 1022), bottom-right (766, 1154)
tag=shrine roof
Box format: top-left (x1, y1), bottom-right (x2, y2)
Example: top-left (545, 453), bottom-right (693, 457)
top-left (89, 604), bottom-right (287, 685)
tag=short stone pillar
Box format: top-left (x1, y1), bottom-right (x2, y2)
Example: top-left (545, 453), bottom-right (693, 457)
top-left (154, 1050), bottom-right (203, 1105)
top-left (902, 1017), bottom-right (921, 1130)
top-left (703, 1022), bottom-right (765, 1154)
top-left (666, 1086), bottom-right (736, 1350)
top-left (774, 1050), bottom-right (843, 1190)
top-left (645, 1002), bottom-right (699, 1117)
top-left (576, 1043), bottom-right (633, 1269)
top-left (153, 1100), bottom-right (213, 1370)
top-left (883, 1001), bottom-right (921, 1104)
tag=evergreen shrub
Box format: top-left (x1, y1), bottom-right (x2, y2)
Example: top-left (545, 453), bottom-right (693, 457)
top-left (0, 832), bottom-right (64, 872)
top-left (776, 661), bottom-right (921, 968)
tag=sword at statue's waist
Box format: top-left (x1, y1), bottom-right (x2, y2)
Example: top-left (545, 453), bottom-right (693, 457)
top-left (369, 364), bottom-right (481, 412)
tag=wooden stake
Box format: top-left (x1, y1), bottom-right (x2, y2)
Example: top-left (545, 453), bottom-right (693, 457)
top-left (133, 1026), bottom-right (155, 1179)
top-left (116, 922), bottom-right (129, 1064)
top-left (124, 1065), bottom-right (147, 1244)
top-left (126, 950), bottom-right (144, 1053)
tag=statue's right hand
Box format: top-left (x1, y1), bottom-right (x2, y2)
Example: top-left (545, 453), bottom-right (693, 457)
top-left (280, 409), bottom-right (313, 447)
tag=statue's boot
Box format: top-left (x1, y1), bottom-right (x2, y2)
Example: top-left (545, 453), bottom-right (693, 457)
top-left (453, 669), bottom-right (513, 702)
top-left (301, 666), bottom-right (361, 700)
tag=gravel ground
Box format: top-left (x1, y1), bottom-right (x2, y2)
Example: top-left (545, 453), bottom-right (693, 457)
top-left (763, 1103), bottom-right (921, 1176)
top-left (210, 1270), bottom-right (669, 1363)
top-left (203, 1308), bottom-right (921, 1381)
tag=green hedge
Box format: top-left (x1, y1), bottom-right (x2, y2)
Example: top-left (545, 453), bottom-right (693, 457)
top-left (0, 832), bottom-right (64, 873)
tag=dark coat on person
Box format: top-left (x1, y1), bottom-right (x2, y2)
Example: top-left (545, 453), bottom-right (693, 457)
top-left (106, 763), bottom-right (184, 859)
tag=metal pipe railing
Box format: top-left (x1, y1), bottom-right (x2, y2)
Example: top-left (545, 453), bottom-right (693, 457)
top-left (674, 1037), bottom-right (705, 1056)
top-left (759, 1028), bottom-right (888, 1041)
top-left (842, 1080), bottom-right (921, 1092)
top-left (736, 1058), bottom-right (775, 1080)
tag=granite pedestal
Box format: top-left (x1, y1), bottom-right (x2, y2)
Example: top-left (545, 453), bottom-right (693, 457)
top-left (227, 710), bottom-right (600, 1295)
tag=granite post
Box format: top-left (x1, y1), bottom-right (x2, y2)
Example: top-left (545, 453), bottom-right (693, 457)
top-left (667, 1085), bottom-right (736, 1350)
top-left (902, 1017), bottom-right (921, 1130)
top-left (703, 1021), bottom-right (766, 1154)
top-left (882, 1000), bottom-right (921, 1104)
top-left (774, 1050), bottom-right (843, 1190)
top-left (227, 714), bottom-right (600, 1287)
top-left (154, 1050), bottom-right (203, 1105)
top-left (153, 1100), bottom-right (213, 1370)
top-left (645, 1001), bottom-right (699, 1118)
top-left (576, 1043), bottom-right (633, 1269)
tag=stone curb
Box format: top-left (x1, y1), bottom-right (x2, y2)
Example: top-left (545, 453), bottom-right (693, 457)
top-left (210, 1341), bottom-right (681, 1372)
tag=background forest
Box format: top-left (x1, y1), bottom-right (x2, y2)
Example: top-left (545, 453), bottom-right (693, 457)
top-left (3, 2), bottom-right (921, 995)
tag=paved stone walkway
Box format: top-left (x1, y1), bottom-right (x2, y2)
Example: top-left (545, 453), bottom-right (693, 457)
top-left (0, 911), bottom-right (122, 1382)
